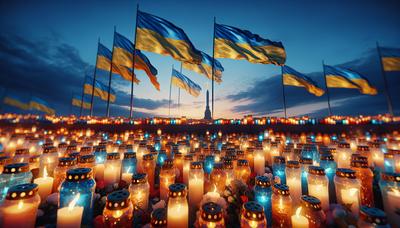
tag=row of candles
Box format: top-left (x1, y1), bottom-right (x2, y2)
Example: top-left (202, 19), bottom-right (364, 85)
top-left (0, 127), bottom-right (399, 227)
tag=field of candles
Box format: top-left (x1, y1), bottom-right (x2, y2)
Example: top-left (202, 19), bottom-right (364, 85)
top-left (0, 115), bottom-right (399, 228)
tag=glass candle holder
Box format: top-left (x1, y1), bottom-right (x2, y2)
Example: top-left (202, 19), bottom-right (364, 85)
top-left (79, 146), bottom-right (92, 156)
top-left (142, 153), bottom-right (156, 192)
top-left (103, 190), bottom-right (134, 227)
top-left (210, 162), bottom-right (227, 194)
top-left (271, 183), bottom-right (292, 227)
top-left (240, 201), bottom-right (267, 228)
top-left (13, 148), bottom-right (30, 163)
top-left (300, 195), bottom-right (326, 228)
top-left (0, 156), bottom-right (12, 174)
top-left (199, 202), bottom-right (225, 228)
top-left (254, 145), bottom-right (265, 175)
top-left (53, 157), bottom-right (77, 192)
top-left (223, 159), bottom-right (234, 186)
top-left (0, 163), bottom-right (32, 203)
top-left (159, 159), bottom-right (176, 201)
top-left (379, 172), bottom-right (400, 227)
top-left (189, 162), bottom-right (204, 212)
top-left (104, 153), bottom-right (121, 186)
top-left (29, 155), bottom-right (40, 173)
top-left (183, 154), bottom-right (193, 186)
top-left (273, 156), bottom-right (286, 184)
top-left (307, 166), bottom-right (329, 211)
top-left (174, 152), bottom-right (183, 181)
top-left (167, 183), bottom-right (188, 228)
top-left (129, 173), bottom-right (150, 211)
top-left (319, 154), bottom-right (337, 204)
top-left (122, 152), bottom-right (137, 177)
top-left (334, 168), bottom-right (361, 217)
top-left (39, 146), bottom-right (58, 177)
top-left (300, 157), bottom-right (312, 195)
top-left (246, 147), bottom-right (255, 171)
top-left (285, 160), bottom-right (302, 206)
top-left (351, 159), bottom-right (374, 207)
top-left (235, 159), bottom-right (251, 184)
top-left (358, 206), bottom-right (390, 228)
top-left (204, 155), bottom-right (215, 175)
top-left (384, 152), bottom-right (395, 173)
top-left (336, 143), bottom-right (352, 168)
top-left (78, 154), bottom-right (96, 176)
top-left (0, 183), bottom-right (40, 228)
top-left (151, 208), bottom-right (167, 228)
top-left (157, 150), bottom-right (168, 167)
top-left (136, 142), bottom-right (148, 172)
top-left (369, 142), bottom-right (384, 170)
top-left (58, 142), bottom-right (68, 157)
top-left (254, 175), bottom-right (272, 225)
top-left (59, 168), bottom-right (96, 226)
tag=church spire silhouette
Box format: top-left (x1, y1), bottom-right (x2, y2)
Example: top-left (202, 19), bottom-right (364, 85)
top-left (204, 89), bottom-right (211, 119)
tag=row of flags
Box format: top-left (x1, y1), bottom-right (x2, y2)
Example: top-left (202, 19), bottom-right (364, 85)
top-left (3, 93), bottom-right (55, 115)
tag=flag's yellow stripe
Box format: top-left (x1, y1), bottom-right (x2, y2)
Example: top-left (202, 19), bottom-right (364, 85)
top-left (3, 97), bottom-right (29, 110)
top-left (113, 47), bottom-right (133, 68)
top-left (84, 84), bottom-right (115, 103)
top-left (283, 74), bottom-right (324, 96)
top-left (171, 77), bottom-right (200, 97)
top-left (326, 75), bottom-right (359, 89)
top-left (72, 98), bottom-right (91, 109)
top-left (30, 101), bottom-right (55, 115)
top-left (351, 78), bottom-right (377, 95)
top-left (382, 57), bottom-right (400, 71)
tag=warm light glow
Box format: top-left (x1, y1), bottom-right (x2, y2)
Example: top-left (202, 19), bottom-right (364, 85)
top-left (68, 193), bottom-right (80, 211)
top-left (18, 201), bottom-right (24, 209)
top-left (295, 206), bottom-right (302, 217)
top-left (43, 166), bottom-right (48, 178)
top-left (113, 209), bottom-right (123, 218)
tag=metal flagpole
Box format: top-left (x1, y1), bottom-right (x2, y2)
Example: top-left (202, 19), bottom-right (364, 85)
top-left (130, 4), bottom-right (139, 119)
top-left (168, 65), bottom-right (173, 117)
top-left (178, 63), bottom-right (182, 115)
top-left (322, 61), bottom-right (332, 116)
top-left (106, 26), bottom-right (116, 117)
top-left (376, 42), bottom-right (394, 116)
top-left (211, 17), bottom-right (216, 119)
top-left (280, 67), bottom-right (287, 118)
top-left (69, 93), bottom-right (73, 115)
top-left (79, 75), bottom-right (86, 117)
top-left (90, 38), bottom-right (100, 116)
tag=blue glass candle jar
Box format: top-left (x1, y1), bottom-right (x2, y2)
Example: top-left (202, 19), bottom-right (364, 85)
top-left (204, 155), bottom-right (215, 175)
top-left (59, 168), bottom-right (96, 226)
top-left (358, 206), bottom-right (390, 228)
top-left (122, 152), bottom-right (137, 175)
top-left (300, 157), bottom-right (312, 195)
top-left (384, 152), bottom-right (395, 173)
top-left (0, 163), bottom-right (32, 203)
top-left (94, 146), bottom-right (107, 164)
top-left (254, 175), bottom-right (272, 227)
top-left (320, 154), bottom-right (337, 203)
top-left (272, 156), bottom-right (286, 184)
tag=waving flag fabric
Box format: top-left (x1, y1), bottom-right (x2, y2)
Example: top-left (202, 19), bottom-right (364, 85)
top-left (282, 66), bottom-right (325, 96)
top-left (214, 23), bottom-right (286, 65)
top-left (83, 76), bottom-right (116, 102)
top-left (3, 93), bottom-right (30, 110)
top-left (72, 95), bottom-right (91, 109)
top-left (30, 97), bottom-right (55, 115)
top-left (136, 11), bottom-right (202, 64)
top-left (182, 51), bottom-right (224, 83)
top-left (380, 47), bottom-right (400, 72)
top-left (171, 69), bottom-right (202, 97)
top-left (324, 65), bottom-right (377, 95)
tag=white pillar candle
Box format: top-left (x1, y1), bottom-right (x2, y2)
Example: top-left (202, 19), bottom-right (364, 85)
top-left (287, 177), bottom-right (302, 206)
top-left (167, 201), bottom-right (188, 228)
top-left (2, 201), bottom-right (38, 228)
top-left (254, 153), bottom-right (265, 175)
top-left (34, 166), bottom-right (54, 201)
top-left (104, 165), bottom-right (118, 186)
top-left (291, 207), bottom-right (309, 228)
top-left (308, 183), bottom-right (329, 211)
top-left (385, 188), bottom-right (400, 225)
top-left (188, 174), bottom-right (204, 209)
top-left (57, 193), bottom-right (83, 228)
top-left (94, 164), bottom-right (104, 181)
top-left (340, 188), bottom-right (360, 216)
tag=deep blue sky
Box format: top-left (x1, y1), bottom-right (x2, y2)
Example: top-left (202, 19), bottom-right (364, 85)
top-left (1, 0), bottom-right (399, 118)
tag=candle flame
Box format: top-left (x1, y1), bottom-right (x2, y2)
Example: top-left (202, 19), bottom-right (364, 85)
top-left (212, 184), bottom-right (217, 193)
top-left (295, 207), bottom-right (302, 216)
top-left (392, 188), bottom-right (400, 195)
top-left (68, 193), bottom-right (80, 211)
top-left (348, 188), bottom-right (358, 196)
top-left (18, 201), bottom-right (24, 209)
top-left (43, 166), bottom-right (48, 178)
top-left (126, 167), bottom-right (131, 173)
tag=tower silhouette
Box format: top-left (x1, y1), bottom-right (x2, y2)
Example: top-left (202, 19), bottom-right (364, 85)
top-left (204, 90), bottom-right (211, 119)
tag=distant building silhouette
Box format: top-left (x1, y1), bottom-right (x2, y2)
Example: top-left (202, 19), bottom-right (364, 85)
top-left (204, 90), bottom-right (211, 120)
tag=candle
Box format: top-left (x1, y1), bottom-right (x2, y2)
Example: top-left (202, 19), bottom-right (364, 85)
top-left (334, 168), bottom-right (361, 217)
top-left (254, 147), bottom-right (265, 175)
top-left (57, 193), bottom-right (83, 228)
top-left (104, 165), bottom-right (118, 186)
top-left (188, 162), bottom-right (204, 211)
top-left (240, 201), bottom-right (267, 228)
top-left (129, 173), bottom-right (149, 211)
top-left (198, 202), bottom-right (225, 227)
top-left (307, 166), bottom-right (329, 211)
top-left (159, 160), bottom-right (176, 201)
top-left (94, 164), bottom-right (105, 181)
top-left (340, 188), bottom-right (360, 216)
top-left (121, 171), bottom-right (133, 184)
top-left (167, 183), bottom-right (188, 228)
top-left (34, 166), bottom-right (54, 201)
top-left (105, 153), bottom-right (121, 186)
top-left (384, 188), bottom-right (400, 226)
top-left (286, 161), bottom-right (302, 206)
top-left (291, 207), bottom-right (309, 228)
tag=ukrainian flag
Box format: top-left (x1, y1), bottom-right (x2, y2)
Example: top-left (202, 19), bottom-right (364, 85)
top-left (83, 76), bottom-right (116, 102)
top-left (72, 95), bottom-right (91, 109)
top-left (113, 32), bottom-right (160, 90)
top-left (380, 47), bottom-right (400, 71)
top-left (182, 51), bottom-right (224, 83)
top-left (324, 65), bottom-right (377, 95)
top-left (214, 23), bottom-right (286, 65)
top-left (282, 66), bottom-right (325, 96)
top-left (96, 42), bottom-right (140, 84)
top-left (3, 93), bottom-right (30, 110)
top-left (136, 10), bottom-right (202, 64)
top-left (30, 97), bottom-right (55, 115)
top-left (171, 69), bottom-right (202, 97)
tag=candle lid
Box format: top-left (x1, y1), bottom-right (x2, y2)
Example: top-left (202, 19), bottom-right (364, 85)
top-left (58, 142), bottom-right (68, 149)
top-left (151, 208), bottom-right (167, 227)
top-left (94, 145), bottom-right (106, 152)
top-left (66, 145), bottom-right (77, 152)
top-left (106, 190), bottom-right (131, 210)
top-left (79, 154), bottom-right (95, 164)
top-left (80, 146), bottom-right (92, 153)
top-left (384, 153), bottom-right (394, 159)
top-left (123, 152), bottom-right (136, 159)
top-left (0, 156), bottom-right (11, 165)
top-left (336, 168), bottom-right (357, 179)
top-left (273, 156), bottom-right (285, 164)
top-left (338, 142), bottom-right (350, 148)
top-left (66, 168), bottom-right (93, 181)
top-left (213, 162), bottom-right (224, 171)
top-left (197, 154), bottom-right (205, 161)
top-left (237, 159), bottom-right (249, 166)
top-left (68, 152), bottom-right (80, 159)
top-left (246, 147), bottom-right (254, 153)
top-left (301, 195), bottom-right (322, 211)
top-left (205, 155), bottom-right (215, 160)
top-left (357, 145), bottom-right (369, 152)
top-left (299, 157), bottom-right (313, 165)
top-left (242, 201), bottom-right (265, 221)
top-left (58, 157), bottom-right (77, 167)
top-left (29, 155), bottom-right (40, 163)
top-left (308, 166), bottom-right (326, 176)
top-left (174, 152), bottom-right (183, 159)
top-left (190, 161), bottom-right (203, 169)
top-left (107, 152), bottom-right (120, 160)
top-left (132, 173), bottom-right (148, 184)
top-left (350, 159), bottom-right (368, 168)
top-left (162, 159), bottom-right (174, 169)
top-left (184, 154), bottom-right (193, 161)
top-left (125, 144), bottom-right (134, 151)
top-left (168, 183), bottom-right (187, 198)
top-left (43, 146), bottom-right (58, 153)
top-left (15, 148), bottom-right (29, 155)
top-left (6, 183), bottom-right (39, 200)
top-left (3, 163), bottom-right (29, 174)
top-left (255, 176), bottom-right (271, 188)
top-left (143, 153), bottom-right (154, 161)
top-left (236, 150), bottom-right (245, 156)
top-left (201, 202), bottom-right (223, 222)
top-left (223, 159), bottom-right (233, 169)
top-left (351, 153), bottom-right (362, 161)
top-left (286, 160), bottom-right (300, 168)
top-left (368, 142), bottom-right (381, 148)
top-left (320, 154), bottom-right (334, 161)
top-left (273, 183), bottom-right (290, 196)
top-left (360, 206), bottom-right (388, 225)
top-left (381, 172), bottom-right (400, 182)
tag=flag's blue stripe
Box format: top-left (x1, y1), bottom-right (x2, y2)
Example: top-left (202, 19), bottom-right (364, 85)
top-left (114, 32), bottom-right (134, 54)
top-left (172, 69), bottom-right (202, 91)
top-left (282, 66), bottom-right (318, 85)
top-left (380, 47), bottom-right (400, 57)
top-left (98, 43), bottom-right (112, 59)
top-left (201, 52), bottom-right (224, 72)
top-left (85, 75), bottom-right (116, 95)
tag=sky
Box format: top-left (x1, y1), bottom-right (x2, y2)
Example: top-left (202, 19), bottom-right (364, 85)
top-left (0, 0), bottom-right (399, 118)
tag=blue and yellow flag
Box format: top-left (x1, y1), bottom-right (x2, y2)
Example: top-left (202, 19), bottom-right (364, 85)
top-left (214, 24), bottom-right (286, 65)
top-left (171, 69), bottom-right (202, 97)
top-left (182, 51), bottom-right (224, 83)
top-left (113, 32), bottom-right (160, 90)
top-left (96, 42), bottom-right (140, 84)
top-left (3, 93), bottom-right (30, 110)
top-left (324, 65), bottom-right (377, 95)
top-left (83, 76), bottom-right (116, 102)
top-left (136, 11), bottom-right (202, 64)
top-left (282, 66), bottom-right (325, 96)
top-left (380, 47), bottom-right (400, 72)
top-left (30, 97), bottom-right (55, 115)
top-left (72, 95), bottom-right (91, 109)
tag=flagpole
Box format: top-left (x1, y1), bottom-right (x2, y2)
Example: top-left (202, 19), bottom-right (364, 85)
top-left (376, 42), bottom-right (394, 116)
top-left (106, 26), bottom-right (116, 117)
top-left (90, 38), bottom-right (100, 117)
top-left (69, 93), bottom-right (73, 116)
top-left (178, 63), bottom-right (182, 115)
top-left (211, 16), bottom-right (216, 119)
top-left (79, 75), bottom-right (86, 117)
top-left (169, 65), bottom-right (174, 117)
top-left (322, 61), bottom-right (332, 116)
top-left (130, 4), bottom-right (139, 119)
top-left (280, 67), bottom-right (287, 118)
